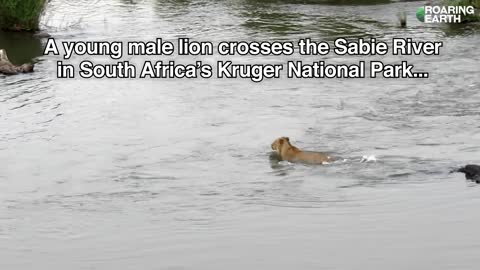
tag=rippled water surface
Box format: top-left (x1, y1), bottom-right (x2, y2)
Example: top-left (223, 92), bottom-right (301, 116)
top-left (1, 0), bottom-right (480, 269)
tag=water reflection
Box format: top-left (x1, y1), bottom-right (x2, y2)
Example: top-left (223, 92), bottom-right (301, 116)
top-left (238, 0), bottom-right (392, 39)
top-left (242, 0), bottom-right (392, 5)
top-left (117, 0), bottom-right (140, 5)
top-left (0, 32), bottom-right (44, 64)
top-left (152, 0), bottom-right (193, 17)
top-left (441, 22), bottom-right (480, 37)
top-left (241, 11), bottom-right (305, 36)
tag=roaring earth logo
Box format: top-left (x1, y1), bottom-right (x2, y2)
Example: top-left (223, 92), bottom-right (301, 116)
top-left (416, 5), bottom-right (475, 23)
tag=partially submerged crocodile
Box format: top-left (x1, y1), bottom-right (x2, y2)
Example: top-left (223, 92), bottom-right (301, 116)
top-left (0, 49), bottom-right (34, 75)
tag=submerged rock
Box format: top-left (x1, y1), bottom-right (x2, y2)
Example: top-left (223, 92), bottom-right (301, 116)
top-left (454, 164), bottom-right (480, 183)
top-left (0, 49), bottom-right (34, 75)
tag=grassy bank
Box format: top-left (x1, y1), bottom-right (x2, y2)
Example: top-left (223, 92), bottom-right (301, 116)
top-left (0, 0), bottom-right (47, 31)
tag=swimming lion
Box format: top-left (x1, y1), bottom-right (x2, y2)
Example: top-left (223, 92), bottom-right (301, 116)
top-left (270, 137), bottom-right (334, 164)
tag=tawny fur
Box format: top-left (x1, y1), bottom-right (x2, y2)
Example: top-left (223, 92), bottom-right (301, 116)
top-left (271, 137), bottom-right (333, 164)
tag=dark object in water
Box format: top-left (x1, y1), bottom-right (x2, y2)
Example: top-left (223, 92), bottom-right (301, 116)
top-left (0, 49), bottom-right (34, 75)
top-left (398, 11), bottom-right (407, 28)
top-left (454, 164), bottom-right (480, 183)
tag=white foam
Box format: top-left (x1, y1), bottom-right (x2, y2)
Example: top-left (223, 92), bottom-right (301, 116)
top-left (332, 158), bottom-right (348, 164)
top-left (360, 155), bottom-right (377, 163)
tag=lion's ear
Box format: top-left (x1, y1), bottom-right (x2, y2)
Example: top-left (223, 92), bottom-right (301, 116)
top-left (285, 137), bottom-right (290, 143)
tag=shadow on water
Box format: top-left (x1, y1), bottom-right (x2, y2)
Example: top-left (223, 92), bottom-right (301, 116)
top-left (117, 0), bottom-right (140, 4)
top-left (268, 152), bottom-right (296, 177)
top-left (241, 10), bottom-right (305, 37)
top-left (238, 0), bottom-right (392, 39)
top-left (152, 0), bottom-right (193, 17)
top-left (269, 152), bottom-right (282, 168)
top-left (0, 32), bottom-right (44, 64)
top-left (242, 0), bottom-right (392, 5)
top-left (441, 22), bottom-right (480, 37)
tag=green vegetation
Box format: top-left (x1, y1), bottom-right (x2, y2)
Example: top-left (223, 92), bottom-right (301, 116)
top-left (446, 0), bottom-right (480, 8)
top-left (0, 0), bottom-right (47, 31)
top-left (444, 0), bottom-right (480, 22)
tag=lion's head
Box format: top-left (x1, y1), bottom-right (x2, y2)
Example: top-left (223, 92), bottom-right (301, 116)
top-left (271, 137), bottom-right (290, 153)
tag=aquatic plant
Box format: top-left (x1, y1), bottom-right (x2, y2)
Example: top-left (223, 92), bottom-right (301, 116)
top-left (0, 0), bottom-right (47, 31)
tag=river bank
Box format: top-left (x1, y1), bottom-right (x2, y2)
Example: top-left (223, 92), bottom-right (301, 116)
top-left (0, 0), bottom-right (47, 31)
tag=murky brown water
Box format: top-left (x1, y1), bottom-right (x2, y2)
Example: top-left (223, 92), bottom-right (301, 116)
top-left (1, 0), bottom-right (480, 269)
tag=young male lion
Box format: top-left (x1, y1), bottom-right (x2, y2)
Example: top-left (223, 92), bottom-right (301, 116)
top-left (271, 137), bottom-right (334, 164)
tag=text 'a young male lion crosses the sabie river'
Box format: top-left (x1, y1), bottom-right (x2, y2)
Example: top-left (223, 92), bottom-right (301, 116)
top-left (46, 38), bottom-right (442, 80)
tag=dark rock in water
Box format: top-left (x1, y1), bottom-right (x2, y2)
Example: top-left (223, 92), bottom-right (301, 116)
top-left (455, 164), bottom-right (480, 183)
top-left (0, 49), bottom-right (34, 75)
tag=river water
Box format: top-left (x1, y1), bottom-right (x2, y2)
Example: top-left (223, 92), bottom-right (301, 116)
top-left (1, 0), bottom-right (480, 269)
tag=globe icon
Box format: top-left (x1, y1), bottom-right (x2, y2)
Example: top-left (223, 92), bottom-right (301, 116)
top-left (416, 7), bottom-right (425, 22)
